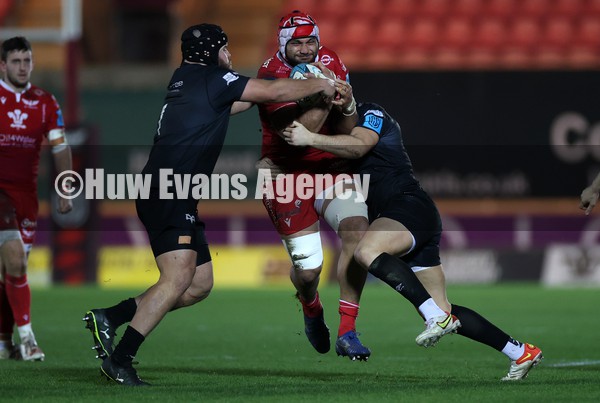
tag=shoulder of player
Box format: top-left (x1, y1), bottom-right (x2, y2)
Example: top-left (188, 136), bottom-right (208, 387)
top-left (317, 47), bottom-right (348, 74)
top-left (258, 55), bottom-right (289, 78)
top-left (25, 84), bottom-right (57, 100)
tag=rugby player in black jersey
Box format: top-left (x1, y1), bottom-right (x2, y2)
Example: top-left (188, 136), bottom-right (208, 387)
top-left (282, 92), bottom-right (543, 381)
top-left (82, 23), bottom-right (336, 386)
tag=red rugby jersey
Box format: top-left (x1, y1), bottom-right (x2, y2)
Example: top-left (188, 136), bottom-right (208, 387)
top-left (257, 47), bottom-right (350, 173)
top-left (0, 80), bottom-right (64, 192)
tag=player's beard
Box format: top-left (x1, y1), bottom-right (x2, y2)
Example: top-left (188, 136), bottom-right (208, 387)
top-left (7, 72), bottom-right (29, 89)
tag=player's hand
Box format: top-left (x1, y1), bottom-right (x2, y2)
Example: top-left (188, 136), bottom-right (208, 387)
top-left (333, 79), bottom-right (354, 109)
top-left (319, 78), bottom-right (336, 98)
top-left (580, 186), bottom-right (599, 215)
top-left (282, 121), bottom-right (314, 147)
top-left (255, 157), bottom-right (285, 179)
top-left (58, 197), bottom-right (73, 214)
top-left (311, 61), bottom-right (336, 81)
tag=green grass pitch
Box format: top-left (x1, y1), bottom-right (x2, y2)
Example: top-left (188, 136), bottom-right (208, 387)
top-left (1, 284), bottom-right (599, 402)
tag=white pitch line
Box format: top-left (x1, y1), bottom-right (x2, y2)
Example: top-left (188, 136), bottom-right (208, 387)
top-left (546, 360), bottom-right (600, 368)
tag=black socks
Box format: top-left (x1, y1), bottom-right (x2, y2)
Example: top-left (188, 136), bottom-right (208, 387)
top-left (451, 304), bottom-right (510, 351)
top-left (105, 298), bottom-right (137, 327)
top-left (368, 253), bottom-right (431, 308)
top-left (112, 325), bottom-right (145, 366)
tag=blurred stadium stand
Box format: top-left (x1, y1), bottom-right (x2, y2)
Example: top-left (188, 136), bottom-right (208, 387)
top-left (281, 0), bottom-right (600, 70)
top-left (0, 0), bottom-right (598, 71)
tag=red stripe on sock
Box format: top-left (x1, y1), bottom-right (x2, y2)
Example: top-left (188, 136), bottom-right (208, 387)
top-left (338, 300), bottom-right (359, 337)
top-left (300, 292), bottom-right (323, 318)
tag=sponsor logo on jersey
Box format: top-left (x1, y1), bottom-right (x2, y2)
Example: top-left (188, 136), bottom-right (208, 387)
top-left (222, 72), bottom-right (239, 86)
top-left (169, 80), bottom-right (183, 90)
top-left (7, 109), bottom-right (28, 129)
top-left (22, 99), bottom-right (40, 108)
top-left (365, 109), bottom-right (384, 117)
top-left (319, 54), bottom-right (333, 66)
top-left (276, 67), bottom-right (290, 75)
top-left (185, 213), bottom-right (196, 223)
top-left (0, 133), bottom-right (36, 146)
top-left (0, 97), bottom-right (6, 104)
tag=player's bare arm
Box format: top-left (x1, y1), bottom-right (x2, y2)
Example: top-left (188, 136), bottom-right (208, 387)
top-left (50, 133), bottom-right (73, 214)
top-left (231, 101), bottom-right (254, 115)
top-left (240, 76), bottom-right (334, 104)
top-left (282, 121), bottom-right (378, 159)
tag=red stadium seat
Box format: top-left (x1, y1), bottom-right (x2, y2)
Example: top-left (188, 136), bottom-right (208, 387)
top-left (406, 18), bottom-right (439, 50)
top-left (366, 48), bottom-right (401, 70)
top-left (472, 18), bottom-right (506, 51)
top-left (585, 0), bottom-right (600, 17)
top-left (485, 0), bottom-right (517, 21)
top-left (317, 15), bottom-right (341, 49)
top-left (508, 17), bottom-right (541, 50)
top-left (338, 47), bottom-right (368, 70)
top-left (451, 0), bottom-right (484, 20)
top-left (373, 17), bottom-right (408, 50)
top-left (500, 47), bottom-right (535, 69)
top-left (466, 49), bottom-right (500, 69)
top-left (576, 17), bottom-right (600, 48)
top-left (518, 0), bottom-right (548, 19)
top-left (534, 45), bottom-right (568, 69)
top-left (441, 18), bottom-right (473, 49)
top-left (432, 46), bottom-right (467, 69)
top-left (350, 0), bottom-right (383, 21)
top-left (566, 46), bottom-right (600, 68)
top-left (418, 0), bottom-right (451, 22)
top-left (386, 0), bottom-right (417, 19)
top-left (554, 0), bottom-right (583, 20)
top-left (319, 0), bottom-right (350, 20)
top-left (337, 16), bottom-right (373, 50)
top-left (396, 46), bottom-right (431, 68)
top-left (542, 17), bottom-right (574, 50)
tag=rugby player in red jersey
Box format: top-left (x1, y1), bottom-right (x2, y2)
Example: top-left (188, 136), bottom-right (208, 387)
top-left (257, 10), bottom-right (371, 360)
top-left (0, 36), bottom-right (73, 361)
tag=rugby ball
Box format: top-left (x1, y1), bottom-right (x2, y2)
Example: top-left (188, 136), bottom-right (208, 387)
top-left (290, 63), bottom-right (331, 108)
top-left (289, 63), bottom-right (331, 81)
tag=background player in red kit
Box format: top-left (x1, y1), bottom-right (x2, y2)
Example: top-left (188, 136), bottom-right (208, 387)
top-left (257, 10), bottom-right (371, 360)
top-left (0, 36), bottom-right (73, 361)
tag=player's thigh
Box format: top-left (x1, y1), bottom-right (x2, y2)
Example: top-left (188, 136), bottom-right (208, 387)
top-left (155, 249), bottom-right (198, 290)
top-left (316, 178), bottom-right (368, 235)
top-left (262, 179), bottom-right (320, 236)
top-left (355, 217), bottom-right (414, 266)
top-left (6, 190), bottom-right (38, 249)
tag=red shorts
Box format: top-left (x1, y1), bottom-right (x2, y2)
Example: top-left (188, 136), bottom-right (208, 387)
top-left (0, 189), bottom-right (38, 246)
top-left (261, 173), bottom-right (351, 236)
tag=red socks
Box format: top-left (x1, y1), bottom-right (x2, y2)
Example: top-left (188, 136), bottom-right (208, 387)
top-left (300, 295), bottom-right (361, 337)
top-left (0, 280), bottom-right (15, 335)
top-left (300, 293), bottom-right (323, 318)
top-left (4, 274), bottom-right (31, 327)
top-left (338, 299), bottom-right (359, 337)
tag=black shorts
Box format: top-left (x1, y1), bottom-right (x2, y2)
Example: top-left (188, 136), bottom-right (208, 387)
top-left (369, 185), bottom-right (442, 269)
top-left (135, 194), bottom-right (211, 266)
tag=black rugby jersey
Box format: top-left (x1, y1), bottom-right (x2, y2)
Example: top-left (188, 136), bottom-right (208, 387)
top-left (354, 102), bottom-right (419, 195)
top-left (142, 63), bottom-right (250, 189)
